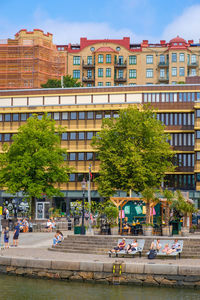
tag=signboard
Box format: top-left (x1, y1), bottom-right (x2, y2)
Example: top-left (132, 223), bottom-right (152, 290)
top-left (124, 206), bottom-right (130, 214)
top-left (0, 206), bottom-right (2, 215)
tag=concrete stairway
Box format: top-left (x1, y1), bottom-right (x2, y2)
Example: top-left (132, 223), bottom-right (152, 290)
top-left (49, 235), bottom-right (200, 258)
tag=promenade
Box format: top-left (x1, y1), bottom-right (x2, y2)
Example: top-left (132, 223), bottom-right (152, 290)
top-left (1, 231), bottom-right (200, 287)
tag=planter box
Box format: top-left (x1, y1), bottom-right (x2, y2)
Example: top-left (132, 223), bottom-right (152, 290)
top-left (93, 228), bottom-right (101, 235)
top-left (162, 225), bottom-right (172, 236)
top-left (143, 226), bottom-right (153, 236)
top-left (181, 227), bottom-right (190, 237)
top-left (111, 226), bottom-right (119, 235)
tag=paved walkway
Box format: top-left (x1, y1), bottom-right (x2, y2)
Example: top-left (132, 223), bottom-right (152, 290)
top-left (1, 231), bottom-right (200, 267)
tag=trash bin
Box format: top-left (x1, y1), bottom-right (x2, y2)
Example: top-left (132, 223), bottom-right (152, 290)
top-left (74, 216), bottom-right (80, 226)
top-left (74, 226), bottom-right (85, 234)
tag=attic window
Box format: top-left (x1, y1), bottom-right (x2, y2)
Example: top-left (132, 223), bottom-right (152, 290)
top-left (90, 47), bottom-right (95, 51)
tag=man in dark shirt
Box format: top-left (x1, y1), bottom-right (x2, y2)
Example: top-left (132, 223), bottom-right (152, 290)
top-left (13, 222), bottom-right (20, 247)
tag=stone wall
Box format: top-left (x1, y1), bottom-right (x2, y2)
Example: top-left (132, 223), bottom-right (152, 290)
top-left (0, 256), bottom-right (200, 287)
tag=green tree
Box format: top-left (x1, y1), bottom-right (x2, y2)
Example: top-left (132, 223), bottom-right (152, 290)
top-left (0, 114), bottom-right (72, 219)
top-left (162, 188), bottom-right (175, 226)
top-left (92, 106), bottom-right (174, 199)
top-left (41, 75), bottom-right (82, 88)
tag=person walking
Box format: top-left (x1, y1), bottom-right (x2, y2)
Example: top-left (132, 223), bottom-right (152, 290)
top-left (13, 222), bottom-right (20, 247)
top-left (4, 227), bottom-right (9, 249)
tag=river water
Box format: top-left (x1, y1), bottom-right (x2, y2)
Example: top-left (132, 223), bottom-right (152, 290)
top-left (0, 274), bottom-right (200, 300)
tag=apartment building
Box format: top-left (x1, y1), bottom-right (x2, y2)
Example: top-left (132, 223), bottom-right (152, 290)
top-left (0, 84), bottom-right (200, 217)
top-left (0, 29), bottom-right (200, 90)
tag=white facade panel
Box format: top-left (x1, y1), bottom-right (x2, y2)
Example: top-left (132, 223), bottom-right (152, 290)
top-left (110, 94), bottom-right (125, 103)
top-left (126, 93), bottom-right (142, 103)
top-left (93, 94), bottom-right (108, 103)
top-left (77, 95), bottom-right (91, 104)
top-left (13, 97), bottom-right (27, 106)
top-left (60, 96), bottom-right (75, 105)
top-left (44, 96), bottom-right (59, 105)
top-left (29, 97), bottom-right (43, 106)
top-left (0, 98), bottom-right (12, 107)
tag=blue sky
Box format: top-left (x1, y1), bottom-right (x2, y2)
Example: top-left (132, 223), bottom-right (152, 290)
top-left (1, 0), bottom-right (200, 44)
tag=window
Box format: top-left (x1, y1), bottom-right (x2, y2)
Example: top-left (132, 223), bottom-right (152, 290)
top-left (118, 56), bottom-right (123, 65)
top-left (87, 70), bottom-right (92, 78)
top-left (53, 112), bottom-right (59, 120)
top-left (62, 133), bottom-right (68, 140)
top-left (146, 69), bottom-right (153, 78)
top-left (172, 53), bottom-right (177, 62)
top-left (4, 133), bottom-right (10, 141)
top-left (191, 68), bottom-right (196, 76)
top-left (69, 174), bottom-right (75, 181)
top-left (70, 132), bottom-right (76, 140)
top-left (78, 112), bottom-right (85, 120)
top-left (0, 114), bottom-right (2, 122)
top-left (87, 112), bottom-right (94, 119)
top-left (98, 82), bottom-right (103, 86)
top-left (179, 53), bottom-right (185, 62)
top-left (197, 131), bottom-right (200, 139)
top-left (179, 67), bottom-right (185, 76)
top-left (87, 83), bottom-right (92, 87)
top-left (73, 56), bottom-right (80, 65)
top-left (4, 114), bottom-right (11, 122)
top-left (129, 69), bottom-right (136, 78)
top-left (69, 153), bottom-right (76, 161)
top-left (87, 152), bottom-right (93, 160)
top-left (73, 70), bottom-right (80, 79)
top-left (197, 110), bottom-right (200, 118)
top-left (159, 55), bottom-right (165, 63)
top-left (70, 112), bottom-right (77, 120)
top-left (78, 153), bottom-right (84, 161)
top-left (106, 54), bottom-right (111, 63)
top-left (172, 67), bottom-right (177, 76)
top-left (146, 55), bottom-right (153, 64)
top-left (62, 112), bottom-right (68, 120)
top-left (98, 54), bottom-right (103, 63)
top-left (129, 55), bottom-right (136, 65)
top-left (87, 132), bottom-right (94, 140)
top-left (98, 68), bottom-right (103, 77)
top-left (87, 56), bottom-right (92, 65)
top-left (96, 112), bottom-right (102, 119)
top-left (160, 69), bottom-right (165, 78)
top-left (104, 112), bottom-right (111, 118)
top-left (13, 113), bottom-right (19, 121)
top-left (106, 82), bottom-right (111, 86)
top-left (118, 69), bottom-right (124, 78)
top-left (78, 132), bottom-right (85, 140)
top-left (106, 68), bottom-right (111, 77)
top-left (116, 47), bottom-right (121, 51)
top-left (21, 113), bottom-right (27, 121)
top-left (197, 152), bottom-right (200, 160)
top-left (191, 54), bottom-right (196, 63)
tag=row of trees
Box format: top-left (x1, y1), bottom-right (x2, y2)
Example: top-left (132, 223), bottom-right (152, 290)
top-left (0, 105), bottom-right (196, 220)
top-left (41, 75), bottom-right (82, 88)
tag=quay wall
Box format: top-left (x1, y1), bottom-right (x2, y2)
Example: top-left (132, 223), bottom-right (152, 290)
top-left (0, 256), bottom-right (200, 287)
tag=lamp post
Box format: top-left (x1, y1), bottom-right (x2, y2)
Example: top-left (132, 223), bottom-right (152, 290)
top-left (81, 179), bottom-right (86, 235)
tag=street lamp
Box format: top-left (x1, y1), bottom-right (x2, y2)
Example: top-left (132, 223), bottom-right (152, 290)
top-left (81, 178), bottom-right (86, 235)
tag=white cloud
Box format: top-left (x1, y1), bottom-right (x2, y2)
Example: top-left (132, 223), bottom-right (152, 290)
top-left (162, 5), bottom-right (200, 42)
top-left (36, 18), bottom-right (135, 44)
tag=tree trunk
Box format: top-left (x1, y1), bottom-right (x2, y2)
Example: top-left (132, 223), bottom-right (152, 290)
top-left (31, 196), bottom-right (36, 220)
top-left (146, 201), bottom-right (151, 224)
top-left (165, 204), bottom-right (170, 226)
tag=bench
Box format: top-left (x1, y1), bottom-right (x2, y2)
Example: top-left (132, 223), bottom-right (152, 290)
top-left (147, 239), bottom-right (183, 259)
top-left (109, 239), bottom-right (145, 258)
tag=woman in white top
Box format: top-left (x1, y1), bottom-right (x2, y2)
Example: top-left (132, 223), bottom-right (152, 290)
top-left (127, 239), bottom-right (138, 253)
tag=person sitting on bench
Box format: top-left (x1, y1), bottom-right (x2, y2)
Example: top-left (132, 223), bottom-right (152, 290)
top-left (126, 239), bottom-right (138, 253)
top-left (167, 239), bottom-right (181, 254)
top-left (162, 243), bottom-right (170, 254)
top-left (150, 239), bottom-right (162, 252)
top-left (110, 238), bottom-right (126, 253)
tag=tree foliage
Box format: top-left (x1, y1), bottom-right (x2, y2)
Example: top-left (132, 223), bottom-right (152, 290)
top-left (0, 114), bottom-right (72, 218)
top-left (92, 106), bottom-right (174, 198)
top-left (41, 75), bottom-right (82, 88)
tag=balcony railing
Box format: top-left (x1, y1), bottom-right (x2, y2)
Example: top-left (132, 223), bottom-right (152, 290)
top-left (158, 76), bottom-right (169, 82)
top-left (82, 62), bottom-right (95, 68)
top-left (114, 77), bottom-right (127, 82)
top-left (82, 76), bottom-right (95, 82)
top-left (158, 61), bottom-right (169, 67)
top-left (187, 62), bottom-right (198, 67)
top-left (114, 61), bottom-right (127, 68)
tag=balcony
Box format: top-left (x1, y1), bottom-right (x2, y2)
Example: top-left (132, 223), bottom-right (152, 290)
top-left (187, 62), bottom-right (198, 68)
top-left (114, 61), bottom-right (127, 68)
top-left (158, 76), bottom-right (169, 83)
top-left (158, 61), bottom-right (169, 68)
top-left (114, 77), bottom-right (127, 82)
top-left (82, 62), bottom-right (95, 68)
top-left (82, 76), bottom-right (95, 82)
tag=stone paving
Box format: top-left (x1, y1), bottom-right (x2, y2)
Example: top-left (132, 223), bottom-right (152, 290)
top-left (1, 231), bottom-right (200, 267)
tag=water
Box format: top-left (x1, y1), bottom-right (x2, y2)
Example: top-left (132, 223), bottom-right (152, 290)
top-left (0, 274), bottom-right (200, 300)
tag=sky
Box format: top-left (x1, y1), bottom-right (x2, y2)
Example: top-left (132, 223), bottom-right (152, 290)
top-left (1, 0), bottom-right (200, 44)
